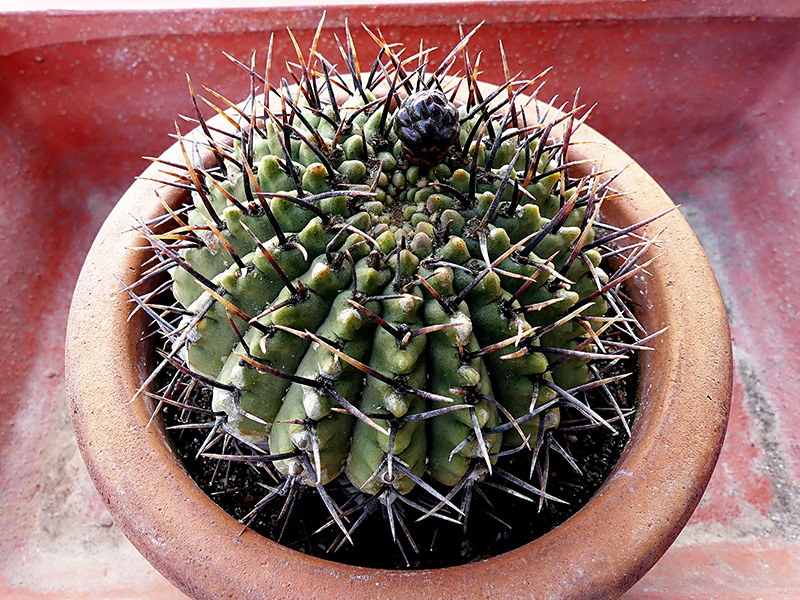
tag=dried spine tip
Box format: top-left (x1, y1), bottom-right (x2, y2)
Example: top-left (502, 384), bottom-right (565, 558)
top-left (134, 20), bottom-right (661, 560)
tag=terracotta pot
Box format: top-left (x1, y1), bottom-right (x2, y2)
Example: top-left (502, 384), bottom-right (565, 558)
top-left (65, 79), bottom-right (732, 599)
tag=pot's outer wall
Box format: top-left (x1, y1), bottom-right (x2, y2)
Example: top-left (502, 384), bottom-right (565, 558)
top-left (66, 84), bottom-right (731, 599)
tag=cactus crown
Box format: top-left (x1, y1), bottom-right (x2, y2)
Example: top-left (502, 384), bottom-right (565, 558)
top-left (394, 89), bottom-right (461, 165)
top-left (130, 20), bottom-right (663, 567)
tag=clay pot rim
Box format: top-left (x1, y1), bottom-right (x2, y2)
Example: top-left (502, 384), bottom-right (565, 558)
top-left (65, 81), bottom-right (732, 599)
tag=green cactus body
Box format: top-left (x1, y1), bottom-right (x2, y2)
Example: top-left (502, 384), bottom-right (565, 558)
top-left (136, 30), bottom-right (655, 550)
top-left (162, 84), bottom-right (622, 490)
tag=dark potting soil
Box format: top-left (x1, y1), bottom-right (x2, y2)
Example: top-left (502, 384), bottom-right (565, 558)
top-left (161, 369), bottom-right (636, 570)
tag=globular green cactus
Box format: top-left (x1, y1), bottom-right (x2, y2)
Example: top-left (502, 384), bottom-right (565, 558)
top-left (132, 22), bottom-right (661, 563)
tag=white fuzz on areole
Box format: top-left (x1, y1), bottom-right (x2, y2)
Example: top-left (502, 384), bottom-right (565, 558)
top-left (398, 295), bottom-right (416, 314)
top-left (337, 307), bottom-right (362, 328)
top-left (318, 353), bottom-right (342, 379)
top-left (312, 261), bottom-right (331, 282)
top-left (302, 385), bottom-right (328, 420)
top-left (453, 311), bottom-right (473, 345)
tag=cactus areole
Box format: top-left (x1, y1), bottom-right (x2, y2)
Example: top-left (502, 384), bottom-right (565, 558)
top-left (128, 24), bottom-right (666, 567)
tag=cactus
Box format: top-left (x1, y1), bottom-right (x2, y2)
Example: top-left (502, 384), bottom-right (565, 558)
top-left (130, 21), bottom-right (664, 565)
